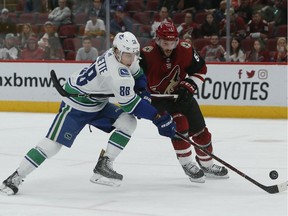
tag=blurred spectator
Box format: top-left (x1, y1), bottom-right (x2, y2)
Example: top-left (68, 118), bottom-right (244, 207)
top-left (213, 0), bottom-right (226, 24)
top-left (245, 38), bottom-right (270, 62)
top-left (150, 6), bottom-right (173, 39)
top-left (24, 0), bottom-right (44, 12)
top-left (84, 11), bottom-right (106, 38)
top-left (110, 5), bottom-right (133, 37)
top-left (177, 12), bottom-right (200, 39)
top-left (0, 33), bottom-right (19, 60)
top-left (183, 33), bottom-right (193, 45)
top-left (219, 8), bottom-right (246, 38)
top-left (76, 36), bottom-right (98, 61)
top-left (0, 8), bottom-right (17, 38)
top-left (225, 37), bottom-right (245, 62)
top-left (176, 0), bottom-right (196, 12)
top-left (110, 0), bottom-right (127, 12)
top-left (270, 0), bottom-right (287, 27)
top-left (246, 11), bottom-right (269, 40)
top-left (235, 0), bottom-right (253, 23)
top-left (211, 0), bottom-right (222, 9)
top-left (88, 0), bottom-right (106, 21)
top-left (177, 0), bottom-right (213, 13)
top-left (72, 0), bottom-right (91, 15)
top-left (250, 0), bottom-right (272, 14)
top-left (20, 36), bottom-right (46, 60)
top-left (271, 37), bottom-right (287, 62)
top-left (199, 12), bottom-right (219, 38)
top-left (48, 0), bottom-right (72, 26)
top-left (157, 0), bottom-right (178, 14)
top-left (38, 21), bottom-right (59, 49)
top-left (200, 34), bottom-right (226, 62)
top-left (19, 23), bottom-right (36, 49)
top-left (231, 0), bottom-right (240, 8)
top-left (44, 36), bottom-right (65, 60)
top-left (258, 0), bottom-right (276, 23)
top-left (47, 0), bottom-right (59, 11)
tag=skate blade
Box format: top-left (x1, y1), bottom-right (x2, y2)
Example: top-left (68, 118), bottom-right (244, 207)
top-left (204, 173), bottom-right (230, 179)
top-left (188, 176), bottom-right (206, 183)
top-left (90, 173), bottom-right (121, 187)
top-left (0, 185), bottom-right (15, 196)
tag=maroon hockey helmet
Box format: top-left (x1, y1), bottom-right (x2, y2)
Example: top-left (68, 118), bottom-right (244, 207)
top-left (156, 21), bottom-right (178, 41)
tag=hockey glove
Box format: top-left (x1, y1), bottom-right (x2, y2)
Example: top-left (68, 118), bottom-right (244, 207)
top-left (175, 78), bottom-right (197, 104)
top-left (153, 113), bottom-right (176, 138)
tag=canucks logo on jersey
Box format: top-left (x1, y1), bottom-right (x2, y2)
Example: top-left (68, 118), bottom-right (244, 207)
top-left (119, 68), bottom-right (130, 77)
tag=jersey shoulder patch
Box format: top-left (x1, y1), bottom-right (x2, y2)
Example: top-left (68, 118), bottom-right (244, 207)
top-left (142, 46), bottom-right (154, 52)
top-left (118, 67), bottom-right (130, 77)
top-left (180, 41), bottom-right (191, 49)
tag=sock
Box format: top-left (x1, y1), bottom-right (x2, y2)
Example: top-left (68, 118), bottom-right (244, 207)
top-left (17, 147), bottom-right (47, 178)
top-left (104, 130), bottom-right (130, 161)
top-left (178, 152), bottom-right (194, 166)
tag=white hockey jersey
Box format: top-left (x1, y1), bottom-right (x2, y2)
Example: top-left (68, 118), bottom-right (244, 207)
top-left (63, 49), bottom-right (142, 113)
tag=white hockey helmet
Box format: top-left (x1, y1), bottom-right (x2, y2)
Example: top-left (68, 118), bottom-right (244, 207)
top-left (112, 31), bottom-right (140, 62)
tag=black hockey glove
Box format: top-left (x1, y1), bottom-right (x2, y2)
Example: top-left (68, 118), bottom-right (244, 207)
top-left (153, 113), bottom-right (176, 138)
top-left (175, 78), bottom-right (197, 104)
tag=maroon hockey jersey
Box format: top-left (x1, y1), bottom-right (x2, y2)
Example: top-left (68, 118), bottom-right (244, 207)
top-left (140, 40), bottom-right (207, 94)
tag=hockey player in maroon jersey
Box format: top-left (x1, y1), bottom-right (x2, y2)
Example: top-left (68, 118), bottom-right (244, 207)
top-left (139, 22), bottom-right (229, 183)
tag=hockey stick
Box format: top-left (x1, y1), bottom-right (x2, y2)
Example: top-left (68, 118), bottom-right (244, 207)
top-left (50, 69), bottom-right (114, 98)
top-left (50, 69), bottom-right (178, 99)
top-left (175, 131), bottom-right (288, 194)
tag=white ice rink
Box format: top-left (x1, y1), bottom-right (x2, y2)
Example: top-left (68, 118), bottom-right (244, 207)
top-left (0, 112), bottom-right (287, 216)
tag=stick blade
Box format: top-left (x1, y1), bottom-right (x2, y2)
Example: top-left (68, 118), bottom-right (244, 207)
top-left (264, 181), bottom-right (287, 194)
top-left (277, 181), bottom-right (288, 193)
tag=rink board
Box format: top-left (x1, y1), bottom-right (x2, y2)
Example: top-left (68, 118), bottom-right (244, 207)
top-left (0, 101), bottom-right (287, 119)
top-left (0, 61), bottom-right (287, 119)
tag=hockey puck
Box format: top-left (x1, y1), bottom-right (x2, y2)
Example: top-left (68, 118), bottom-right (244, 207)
top-left (269, 170), bottom-right (278, 180)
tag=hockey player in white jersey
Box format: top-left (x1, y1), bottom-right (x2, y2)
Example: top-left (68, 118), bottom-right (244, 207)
top-left (0, 32), bottom-right (176, 195)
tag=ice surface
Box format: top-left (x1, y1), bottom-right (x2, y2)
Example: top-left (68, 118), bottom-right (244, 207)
top-left (0, 112), bottom-right (287, 216)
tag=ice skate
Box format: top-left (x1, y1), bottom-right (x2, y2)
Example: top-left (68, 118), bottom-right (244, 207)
top-left (90, 150), bottom-right (123, 187)
top-left (196, 156), bottom-right (229, 178)
top-left (0, 171), bottom-right (23, 195)
top-left (182, 162), bottom-right (205, 183)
